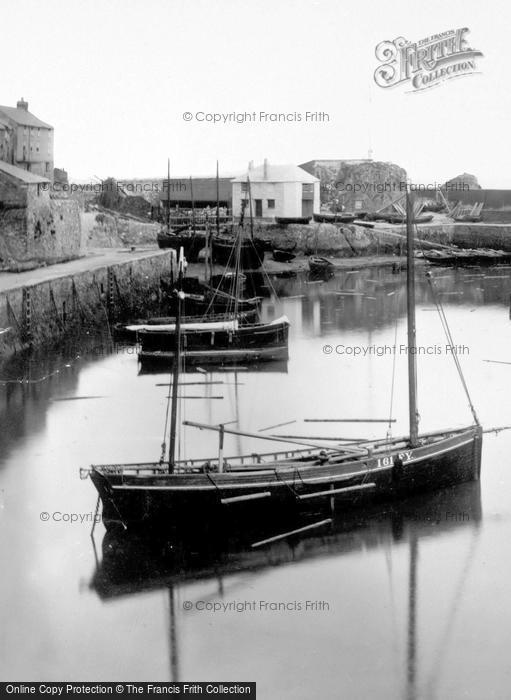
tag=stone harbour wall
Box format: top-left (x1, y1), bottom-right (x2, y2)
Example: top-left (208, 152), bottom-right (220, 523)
top-left (0, 191), bottom-right (82, 269)
top-left (0, 250), bottom-right (175, 361)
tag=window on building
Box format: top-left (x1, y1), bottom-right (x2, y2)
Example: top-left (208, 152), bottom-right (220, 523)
top-left (267, 199), bottom-right (275, 209)
top-left (354, 200), bottom-right (363, 210)
top-left (302, 184), bottom-right (314, 194)
top-left (240, 182), bottom-right (248, 193)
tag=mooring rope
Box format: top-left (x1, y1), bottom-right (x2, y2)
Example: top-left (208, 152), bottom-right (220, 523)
top-left (414, 222), bottom-right (480, 426)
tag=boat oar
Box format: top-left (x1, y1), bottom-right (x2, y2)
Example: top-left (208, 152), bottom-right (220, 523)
top-left (52, 396), bottom-right (106, 401)
top-left (251, 518), bottom-right (333, 548)
top-left (156, 381), bottom-right (225, 386)
top-left (166, 395), bottom-right (224, 400)
top-left (258, 419), bottom-right (297, 432)
top-left (305, 418), bottom-right (396, 424)
top-left (272, 434), bottom-right (369, 441)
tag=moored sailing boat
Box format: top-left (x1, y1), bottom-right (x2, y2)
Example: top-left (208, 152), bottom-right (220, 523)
top-left (118, 164), bottom-right (262, 338)
top-left (84, 190), bottom-right (483, 532)
top-left (137, 182), bottom-right (289, 367)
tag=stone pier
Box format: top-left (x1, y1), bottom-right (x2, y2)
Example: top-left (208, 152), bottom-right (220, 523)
top-left (0, 248), bottom-right (175, 361)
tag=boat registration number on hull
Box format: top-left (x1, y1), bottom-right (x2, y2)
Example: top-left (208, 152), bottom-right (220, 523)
top-left (376, 451), bottom-right (412, 469)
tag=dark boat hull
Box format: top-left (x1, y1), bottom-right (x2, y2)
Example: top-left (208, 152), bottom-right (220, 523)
top-left (212, 238), bottom-right (265, 269)
top-left (309, 256), bottom-right (334, 277)
top-left (424, 250), bottom-right (511, 266)
top-left (366, 213), bottom-right (433, 224)
top-left (385, 214), bottom-right (433, 225)
top-left (89, 426), bottom-right (482, 532)
top-left (275, 216), bottom-right (311, 225)
top-left (138, 321), bottom-right (289, 359)
top-left (157, 232), bottom-right (206, 262)
top-left (313, 213), bottom-right (356, 224)
top-left (272, 249), bottom-right (296, 263)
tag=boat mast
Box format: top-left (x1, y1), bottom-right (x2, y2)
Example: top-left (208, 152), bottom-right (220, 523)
top-left (190, 176), bottom-right (195, 236)
top-left (406, 188), bottom-right (419, 446)
top-left (166, 158), bottom-right (171, 233)
top-left (233, 208), bottom-right (242, 319)
top-left (247, 175), bottom-right (254, 240)
top-left (216, 160), bottom-right (220, 236)
top-left (168, 248), bottom-right (184, 472)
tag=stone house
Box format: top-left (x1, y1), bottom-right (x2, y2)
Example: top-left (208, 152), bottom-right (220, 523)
top-left (0, 98), bottom-right (54, 181)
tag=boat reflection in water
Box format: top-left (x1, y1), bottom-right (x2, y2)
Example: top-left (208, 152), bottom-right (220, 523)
top-left (91, 480), bottom-right (482, 696)
top-left (137, 359), bottom-right (289, 376)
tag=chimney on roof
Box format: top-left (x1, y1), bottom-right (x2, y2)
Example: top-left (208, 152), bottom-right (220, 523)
top-left (17, 98), bottom-right (28, 111)
top-left (263, 158), bottom-right (268, 179)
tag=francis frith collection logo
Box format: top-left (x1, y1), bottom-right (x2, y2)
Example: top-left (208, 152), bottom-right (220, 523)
top-left (374, 28), bottom-right (483, 92)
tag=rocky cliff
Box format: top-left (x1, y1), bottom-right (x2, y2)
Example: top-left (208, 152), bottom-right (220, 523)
top-left (444, 173), bottom-right (481, 190)
top-left (301, 160), bottom-right (407, 213)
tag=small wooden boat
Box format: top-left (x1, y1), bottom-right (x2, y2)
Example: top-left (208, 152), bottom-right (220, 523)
top-left (424, 248), bottom-right (511, 267)
top-left (353, 220), bottom-right (375, 229)
top-left (382, 214), bottom-right (434, 225)
top-left (308, 256), bottom-right (334, 276)
top-left (116, 310), bottom-right (259, 341)
top-left (365, 213), bottom-right (433, 225)
top-left (454, 215), bottom-right (481, 223)
top-left (275, 216), bottom-right (311, 225)
top-left (313, 213), bottom-right (356, 224)
top-left (272, 248), bottom-right (296, 263)
top-left (137, 315), bottom-right (290, 367)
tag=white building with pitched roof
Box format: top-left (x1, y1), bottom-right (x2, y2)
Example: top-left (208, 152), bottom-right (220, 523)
top-left (0, 98), bottom-right (53, 180)
top-left (231, 160), bottom-right (320, 220)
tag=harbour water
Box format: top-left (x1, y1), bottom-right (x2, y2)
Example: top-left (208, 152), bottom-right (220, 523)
top-left (1, 264), bottom-right (511, 699)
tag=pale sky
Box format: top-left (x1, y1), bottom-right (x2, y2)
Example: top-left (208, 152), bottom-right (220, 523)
top-left (2, 0), bottom-right (509, 187)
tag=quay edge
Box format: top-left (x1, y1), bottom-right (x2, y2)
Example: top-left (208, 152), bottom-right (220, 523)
top-left (0, 248), bottom-right (176, 362)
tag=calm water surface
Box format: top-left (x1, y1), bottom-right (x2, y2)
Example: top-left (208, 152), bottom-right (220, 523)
top-left (1, 264), bottom-right (511, 699)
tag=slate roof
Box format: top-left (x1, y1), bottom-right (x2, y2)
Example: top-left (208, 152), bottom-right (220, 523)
top-left (232, 163), bottom-right (318, 183)
top-left (0, 160), bottom-right (51, 184)
top-left (0, 105), bottom-right (52, 129)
